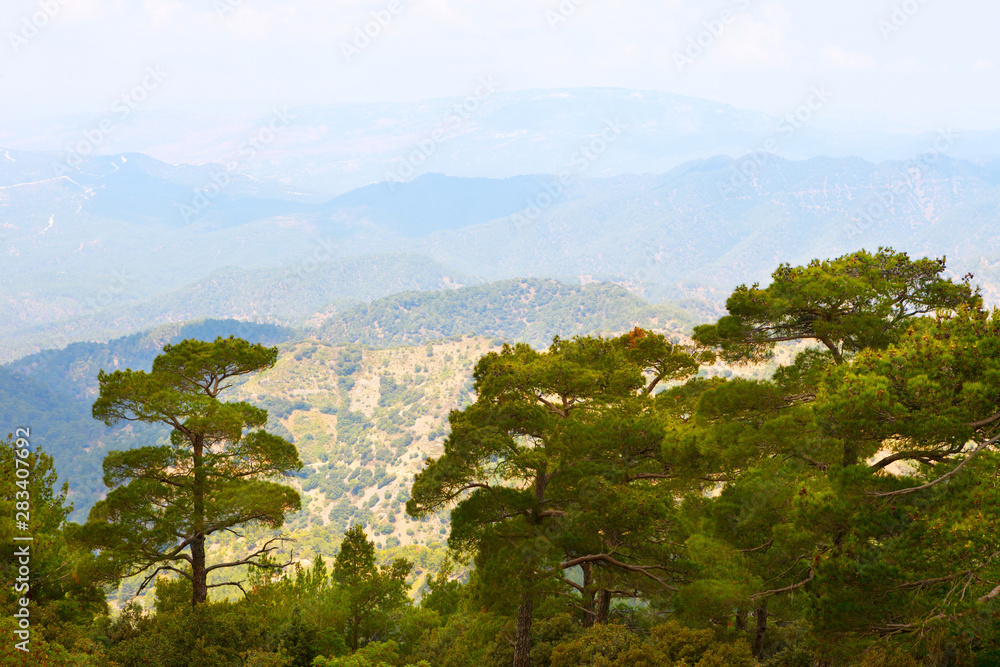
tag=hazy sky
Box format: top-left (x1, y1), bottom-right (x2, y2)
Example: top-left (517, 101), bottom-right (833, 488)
top-left (1, 0), bottom-right (998, 130)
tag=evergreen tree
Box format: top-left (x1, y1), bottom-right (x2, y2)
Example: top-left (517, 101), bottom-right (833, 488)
top-left (0, 436), bottom-right (106, 657)
top-left (692, 247), bottom-right (979, 364)
top-left (334, 524), bottom-right (412, 651)
top-left (73, 337), bottom-right (302, 607)
top-left (669, 251), bottom-right (998, 659)
top-left (408, 329), bottom-right (710, 666)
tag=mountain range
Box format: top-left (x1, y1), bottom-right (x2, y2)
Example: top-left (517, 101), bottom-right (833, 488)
top-left (4, 147), bottom-right (1000, 362)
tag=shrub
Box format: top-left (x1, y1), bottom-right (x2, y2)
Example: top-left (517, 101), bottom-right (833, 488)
top-left (549, 623), bottom-right (642, 667)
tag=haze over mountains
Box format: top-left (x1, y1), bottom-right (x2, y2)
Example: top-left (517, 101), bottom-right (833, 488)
top-left (4, 87), bottom-right (1000, 196)
top-left (3, 86), bottom-right (1000, 362)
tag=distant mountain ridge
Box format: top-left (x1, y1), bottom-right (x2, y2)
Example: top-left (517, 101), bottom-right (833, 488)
top-left (5, 88), bottom-right (1000, 196)
top-left (394, 154), bottom-right (1000, 302)
top-left (3, 148), bottom-right (1000, 361)
top-left (323, 173), bottom-right (554, 237)
top-left (0, 253), bottom-right (476, 364)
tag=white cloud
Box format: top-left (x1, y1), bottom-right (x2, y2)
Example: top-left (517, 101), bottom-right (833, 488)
top-left (819, 46), bottom-right (877, 71)
top-left (61, 0), bottom-right (110, 21)
top-left (143, 0), bottom-right (184, 28)
top-left (713, 3), bottom-right (796, 68)
top-left (1, 0), bottom-right (999, 130)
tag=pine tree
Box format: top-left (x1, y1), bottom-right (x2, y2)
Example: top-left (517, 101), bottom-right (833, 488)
top-left (333, 524), bottom-right (412, 651)
top-left (74, 337), bottom-right (302, 607)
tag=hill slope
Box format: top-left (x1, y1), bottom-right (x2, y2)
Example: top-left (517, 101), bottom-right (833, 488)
top-left (3, 279), bottom-right (687, 519)
top-left (311, 278), bottom-right (696, 348)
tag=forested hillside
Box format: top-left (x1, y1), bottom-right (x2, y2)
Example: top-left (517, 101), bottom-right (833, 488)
top-left (2, 279), bottom-right (680, 519)
top-left (231, 335), bottom-right (503, 555)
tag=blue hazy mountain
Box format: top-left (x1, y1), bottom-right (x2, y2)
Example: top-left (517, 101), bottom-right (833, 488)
top-left (4, 150), bottom-right (1000, 362)
top-left (321, 173), bottom-right (553, 237)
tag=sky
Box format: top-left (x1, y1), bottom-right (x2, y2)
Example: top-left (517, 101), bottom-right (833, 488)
top-left (0, 0), bottom-right (998, 131)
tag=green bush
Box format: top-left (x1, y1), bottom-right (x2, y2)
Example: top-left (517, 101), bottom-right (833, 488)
top-left (105, 600), bottom-right (280, 667)
top-left (549, 623), bottom-right (641, 667)
top-left (313, 640), bottom-right (431, 667)
top-left (549, 621), bottom-right (758, 667)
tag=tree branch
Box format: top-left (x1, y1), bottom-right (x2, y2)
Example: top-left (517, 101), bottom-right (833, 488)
top-left (204, 536), bottom-right (293, 573)
top-left (535, 395), bottom-right (567, 418)
top-left (870, 450), bottom-right (955, 471)
top-left (874, 614), bottom-right (948, 637)
top-left (563, 600), bottom-right (597, 617)
top-left (560, 554), bottom-right (679, 592)
top-left (783, 393), bottom-right (816, 405)
top-left (207, 580), bottom-right (250, 599)
top-left (740, 538), bottom-right (775, 555)
top-left (897, 569), bottom-right (980, 591)
top-left (134, 565), bottom-right (192, 599)
top-left (869, 435), bottom-right (999, 498)
top-left (978, 584), bottom-right (1000, 603)
top-left (970, 411), bottom-right (1000, 429)
top-left (751, 567), bottom-right (814, 601)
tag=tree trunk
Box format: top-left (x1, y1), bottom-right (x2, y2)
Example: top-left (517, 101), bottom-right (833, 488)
top-left (351, 611), bottom-right (360, 652)
top-left (191, 534), bottom-right (208, 606)
top-left (735, 610), bottom-right (747, 631)
top-left (818, 335), bottom-right (843, 365)
top-left (752, 605), bottom-right (768, 659)
top-left (513, 592), bottom-right (532, 667)
top-left (191, 434), bottom-right (208, 607)
top-left (581, 563), bottom-right (596, 628)
top-left (595, 589), bottom-right (611, 624)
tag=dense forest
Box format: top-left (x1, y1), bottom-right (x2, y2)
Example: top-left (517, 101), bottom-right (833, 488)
top-left (5, 248), bottom-right (1000, 666)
